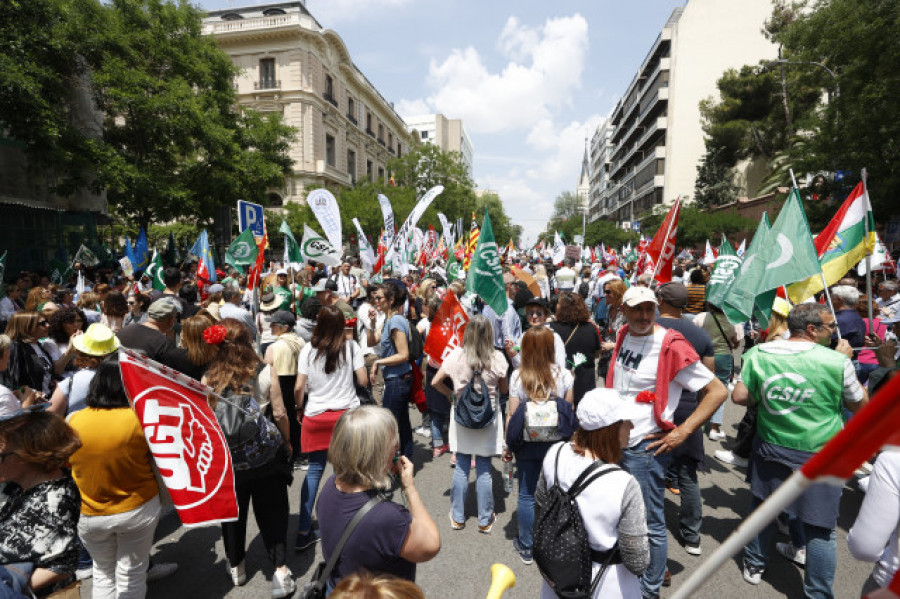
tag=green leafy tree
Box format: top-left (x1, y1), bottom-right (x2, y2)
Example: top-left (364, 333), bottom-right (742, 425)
top-left (640, 205), bottom-right (755, 249)
top-left (694, 146), bottom-right (739, 208)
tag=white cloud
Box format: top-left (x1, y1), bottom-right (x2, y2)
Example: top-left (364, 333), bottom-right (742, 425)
top-left (525, 115), bottom-right (601, 181)
top-left (398, 14), bottom-right (589, 134)
top-left (311, 0), bottom-right (413, 25)
top-left (395, 98), bottom-right (430, 118)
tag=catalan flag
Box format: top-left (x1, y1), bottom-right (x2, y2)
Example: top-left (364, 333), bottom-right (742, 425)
top-left (463, 212), bottom-right (479, 270)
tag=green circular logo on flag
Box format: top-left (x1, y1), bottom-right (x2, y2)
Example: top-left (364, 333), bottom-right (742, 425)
top-left (232, 241), bottom-right (253, 260)
top-left (303, 237), bottom-right (331, 259)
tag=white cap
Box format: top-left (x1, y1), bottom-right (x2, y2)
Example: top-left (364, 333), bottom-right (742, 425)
top-left (576, 388), bottom-right (646, 431)
top-left (622, 286), bottom-right (658, 307)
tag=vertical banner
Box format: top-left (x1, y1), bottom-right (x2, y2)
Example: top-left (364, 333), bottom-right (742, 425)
top-left (422, 290), bottom-right (469, 365)
top-left (352, 217), bottom-right (376, 273)
top-left (385, 185), bottom-right (444, 261)
top-left (378, 194), bottom-right (395, 248)
top-left (307, 189), bottom-right (342, 252)
top-left (119, 348), bottom-right (238, 527)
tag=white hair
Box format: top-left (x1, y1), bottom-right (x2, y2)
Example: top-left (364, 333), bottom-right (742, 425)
top-left (831, 285), bottom-right (860, 307)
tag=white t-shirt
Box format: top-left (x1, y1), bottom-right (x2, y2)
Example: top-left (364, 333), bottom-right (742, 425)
top-left (612, 327), bottom-right (714, 446)
top-left (333, 273), bottom-right (357, 299)
top-left (555, 267), bottom-right (577, 291)
top-left (848, 450), bottom-right (900, 588)
top-left (297, 341), bottom-right (365, 417)
top-left (0, 386), bottom-right (21, 418)
top-left (356, 302), bottom-right (384, 357)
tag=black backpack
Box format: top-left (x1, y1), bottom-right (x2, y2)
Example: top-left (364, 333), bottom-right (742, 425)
top-left (406, 320), bottom-right (424, 361)
top-left (534, 444), bottom-right (622, 599)
top-left (577, 280), bottom-right (590, 297)
top-left (454, 370), bottom-right (495, 429)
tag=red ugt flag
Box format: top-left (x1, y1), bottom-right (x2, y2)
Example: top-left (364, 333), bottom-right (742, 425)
top-left (423, 291), bottom-right (469, 366)
top-left (646, 197), bottom-right (681, 284)
top-left (119, 348), bottom-right (238, 526)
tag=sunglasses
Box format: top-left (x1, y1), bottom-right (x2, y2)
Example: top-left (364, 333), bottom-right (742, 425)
top-left (526, 310), bottom-right (546, 318)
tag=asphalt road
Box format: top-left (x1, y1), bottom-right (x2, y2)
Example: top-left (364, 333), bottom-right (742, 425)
top-left (82, 402), bottom-right (873, 598)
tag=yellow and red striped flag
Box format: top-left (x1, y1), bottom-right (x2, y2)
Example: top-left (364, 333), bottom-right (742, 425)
top-left (463, 212), bottom-right (480, 270)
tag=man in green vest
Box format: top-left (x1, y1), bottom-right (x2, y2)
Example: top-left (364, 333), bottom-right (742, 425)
top-left (733, 302), bottom-right (868, 597)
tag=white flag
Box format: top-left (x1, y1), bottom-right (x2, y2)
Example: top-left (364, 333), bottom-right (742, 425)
top-left (702, 240), bottom-right (716, 265)
top-left (437, 212), bottom-right (454, 247)
top-left (736, 239), bottom-right (746, 257)
top-left (300, 223), bottom-right (341, 267)
top-left (552, 231), bottom-right (565, 265)
top-left (353, 218), bottom-right (376, 273)
top-left (386, 185), bottom-right (444, 261)
top-left (858, 232), bottom-right (890, 275)
top-left (378, 194), bottom-right (395, 248)
top-left (307, 189), bottom-right (342, 252)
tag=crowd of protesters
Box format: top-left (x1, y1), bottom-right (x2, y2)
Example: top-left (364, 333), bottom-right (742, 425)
top-left (0, 250), bottom-right (897, 599)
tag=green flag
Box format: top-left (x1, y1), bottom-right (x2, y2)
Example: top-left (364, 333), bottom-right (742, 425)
top-left (144, 251), bottom-right (166, 291)
top-left (73, 244), bottom-right (100, 268)
top-left (465, 211), bottom-right (506, 315)
top-left (754, 189), bottom-right (821, 296)
top-left (447, 252), bottom-right (461, 281)
top-left (706, 235), bottom-right (741, 308)
top-left (225, 228), bottom-right (258, 274)
top-left (722, 213), bottom-right (771, 325)
top-left (280, 220), bottom-right (303, 264)
top-left (49, 259), bottom-right (72, 285)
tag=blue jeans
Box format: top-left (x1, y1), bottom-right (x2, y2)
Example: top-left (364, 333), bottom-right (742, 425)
top-left (451, 453), bottom-right (494, 526)
top-left (430, 411), bottom-right (448, 447)
top-left (515, 456), bottom-right (543, 549)
top-left (621, 439), bottom-right (672, 599)
top-left (383, 376), bottom-right (413, 459)
top-left (744, 496), bottom-right (836, 598)
top-left (670, 456), bottom-right (701, 546)
top-left (710, 354), bottom-right (734, 426)
top-left (297, 450), bottom-right (328, 534)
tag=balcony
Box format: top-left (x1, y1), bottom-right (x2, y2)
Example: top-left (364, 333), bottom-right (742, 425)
top-left (202, 12), bottom-right (318, 35)
top-left (255, 79), bottom-right (280, 91)
top-left (347, 114), bottom-right (358, 125)
top-left (323, 92), bottom-right (338, 108)
top-left (366, 128), bottom-right (375, 138)
top-left (389, 147), bottom-right (396, 155)
top-left (377, 138), bottom-right (385, 147)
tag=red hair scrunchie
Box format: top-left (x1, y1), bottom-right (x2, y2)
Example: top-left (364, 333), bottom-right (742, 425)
top-left (203, 325), bottom-right (227, 345)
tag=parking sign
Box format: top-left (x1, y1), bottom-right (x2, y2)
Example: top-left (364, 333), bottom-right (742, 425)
top-left (237, 200), bottom-right (265, 239)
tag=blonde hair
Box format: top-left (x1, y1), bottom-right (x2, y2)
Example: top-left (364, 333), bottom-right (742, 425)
top-left (331, 571), bottom-right (425, 599)
top-left (0, 334), bottom-right (11, 355)
top-left (462, 315), bottom-right (495, 371)
top-left (329, 406), bottom-right (398, 490)
top-left (518, 326), bottom-right (556, 400)
top-left (5, 312), bottom-right (40, 343)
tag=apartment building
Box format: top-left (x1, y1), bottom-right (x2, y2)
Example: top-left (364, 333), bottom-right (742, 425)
top-left (202, 2), bottom-right (411, 206)
top-left (588, 120), bottom-right (613, 222)
top-left (590, 0), bottom-right (776, 225)
top-left (404, 113), bottom-right (474, 180)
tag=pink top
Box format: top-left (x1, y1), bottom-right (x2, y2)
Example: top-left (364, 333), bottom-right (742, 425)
top-left (859, 318), bottom-right (887, 366)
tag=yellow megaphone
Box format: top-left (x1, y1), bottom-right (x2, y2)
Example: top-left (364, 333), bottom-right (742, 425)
top-left (486, 562), bottom-right (516, 599)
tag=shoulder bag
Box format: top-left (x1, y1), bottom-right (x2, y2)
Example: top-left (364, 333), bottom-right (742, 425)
top-left (299, 494), bottom-right (384, 599)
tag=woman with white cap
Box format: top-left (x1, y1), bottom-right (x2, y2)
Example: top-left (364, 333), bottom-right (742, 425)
top-left (536, 388), bottom-right (650, 599)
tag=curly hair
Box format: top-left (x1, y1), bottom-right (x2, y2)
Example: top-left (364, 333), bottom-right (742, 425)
top-left (47, 307), bottom-right (86, 345)
top-left (202, 318), bottom-right (261, 396)
top-left (181, 314), bottom-right (218, 366)
top-left (102, 291), bottom-right (129, 318)
top-left (555, 291), bottom-right (592, 326)
top-left (0, 411), bottom-right (82, 473)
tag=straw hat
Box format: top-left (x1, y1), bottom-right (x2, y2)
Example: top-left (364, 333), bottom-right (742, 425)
top-left (72, 323), bottom-right (120, 356)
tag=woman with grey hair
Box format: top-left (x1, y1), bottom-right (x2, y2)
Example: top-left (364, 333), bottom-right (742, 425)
top-left (431, 315), bottom-right (509, 533)
top-left (316, 406), bottom-right (440, 586)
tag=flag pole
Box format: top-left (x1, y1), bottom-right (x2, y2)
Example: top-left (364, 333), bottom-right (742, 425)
top-left (861, 168), bottom-right (875, 337)
top-left (788, 169), bottom-right (841, 339)
top-left (651, 196), bottom-right (680, 282)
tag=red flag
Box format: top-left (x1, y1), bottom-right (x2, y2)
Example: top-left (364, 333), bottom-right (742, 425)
top-left (646, 197), bottom-right (681, 284)
top-left (119, 348), bottom-right (238, 526)
top-left (247, 232), bottom-right (268, 291)
top-left (422, 291), bottom-right (469, 366)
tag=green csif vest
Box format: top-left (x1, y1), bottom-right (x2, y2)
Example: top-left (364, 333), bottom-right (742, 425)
top-left (742, 343), bottom-right (846, 453)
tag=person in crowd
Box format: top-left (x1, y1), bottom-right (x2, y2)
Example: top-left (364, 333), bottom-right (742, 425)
top-left (367, 282), bottom-right (414, 459)
top-left (202, 283), bottom-right (224, 321)
top-left (876, 280), bottom-right (900, 320)
top-left (857, 293), bottom-right (888, 384)
top-left (831, 284), bottom-right (867, 351)
top-left (269, 269), bottom-right (293, 311)
top-left (533, 264), bottom-right (551, 299)
top-left (24, 288), bottom-right (49, 313)
top-left (219, 287), bottom-right (256, 340)
top-left (693, 303), bottom-right (741, 441)
top-left (77, 292), bottom-right (102, 325)
top-left (505, 298), bottom-right (566, 370)
top-left (330, 571), bottom-right (426, 599)
top-left (257, 293), bottom-right (281, 356)
top-left (48, 323), bottom-right (118, 417)
top-left (653, 282), bottom-right (715, 558)
top-left (45, 307), bottom-right (86, 377)
top-left (67, 357), bottom-right (165, 598)
top-left (293, 305), bottom-right (367, 552)
top-left (93, 284), bottom-right (111, 307)
top-left (178, 314), bottom-right (217, 381)
top-left (0, 285), bottom-right (21, 327)
top-left (4, 312), bottom-right (54, 396)
top-left (203, 319), bottom-right (294, 597)
top-left (123, 293), bottom-right (151, 327)
top-left (264, 310), bottom-right (304, 465)
top-left (330, 260), bottom-right (361, 306)
top-left (39, 301), bottom-right (59, 324)
top-left (555, 259), bottom-right (577, 293)
top-left (0, 335), bottom-right (40, 418)
top-left (0, 410), bottom-right (82, 594)
top-left (419, 297), bottom-right (450, 457)
top-left (117, 300), bottom-right (193, 374)
top-left (506, 326), bottom-right (575, 565)
top-left (431, 315), bottom-right (508, 533)
top-left (296, 296), bottom-right (322, 343)
top-left (536, 388), bottom-right (650, 599)
top-left (549, 291), bottom-right (602, 406)
top-left (599, 278), bottom-right (628, 374)
top-left (684, 269), bottom-right (707, 315)
top-left (317, 406), bottom-right (440, 586)
top-left (99, 291), bottom-right (128, 334)
top-left (357, 288), bottom-right (385, 404)
top-left (735, 303), bottom-right (868, 595)
top-left (177, 283), bottom-right (201, 319)
top-left (605, 285), bottom-right (726, 598)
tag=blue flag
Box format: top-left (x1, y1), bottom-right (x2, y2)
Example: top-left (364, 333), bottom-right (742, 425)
top-left (134, 228), bottom-right (150, 270)
top-left (124, 236), bottom-right (138, 270)
top-left (190, 230), bottom-right (217, 283)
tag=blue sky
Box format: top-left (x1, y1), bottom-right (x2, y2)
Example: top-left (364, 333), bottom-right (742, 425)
top-left (200, 0), bottom-right (686, 242)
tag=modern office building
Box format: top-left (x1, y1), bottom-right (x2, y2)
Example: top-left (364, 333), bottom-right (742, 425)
top-left (202, 2), bottom-right (412, 206)
top-left (589, 0), bottom-right (777, 225)
top-left (404, 113), bottom-right (474, 180)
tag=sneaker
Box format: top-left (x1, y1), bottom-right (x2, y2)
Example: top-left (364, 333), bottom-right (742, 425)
top-left (684, 543), bottom-right (702, 556)
top-left (433, 444), bottom-right (449, 458)
top-left (449, 512), bottom-right (465, 530)
top-left (414, 425), bottom-right (432, 438)
top-left (450, 453), bottom-right (456, 468)
top-left (297, 456), bottom-right (310, 471)
top-left (742, 560), bottom-right (764, 585)
top-left (715, 449), bottom-right (749, 468)
top-left (147, 562), bottom-right (178, 582)
top-left (708, 429), bottom-right (727, 441)
top-left (294, 529), bottom-right (320, 552)
top-left (513, 538), bottom-right (533, 565)
top-left (230, 561), bottom-right (246, 586)
top-left (776, 542), bottom-right (807, 566)
top-left (663, 568), bottom-right (672, 587)
top-left (271, 568), bottom-right (296, 599)
top-left (75, 567), bottom-right (93, 581)
top-left (478, 513), bottom-right (496, 534)
top-left (666, 479), bottom-right (681, 495)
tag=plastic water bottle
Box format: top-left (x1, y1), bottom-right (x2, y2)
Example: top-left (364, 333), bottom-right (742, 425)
top-left (502, 453), bottom-right (515, 493)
